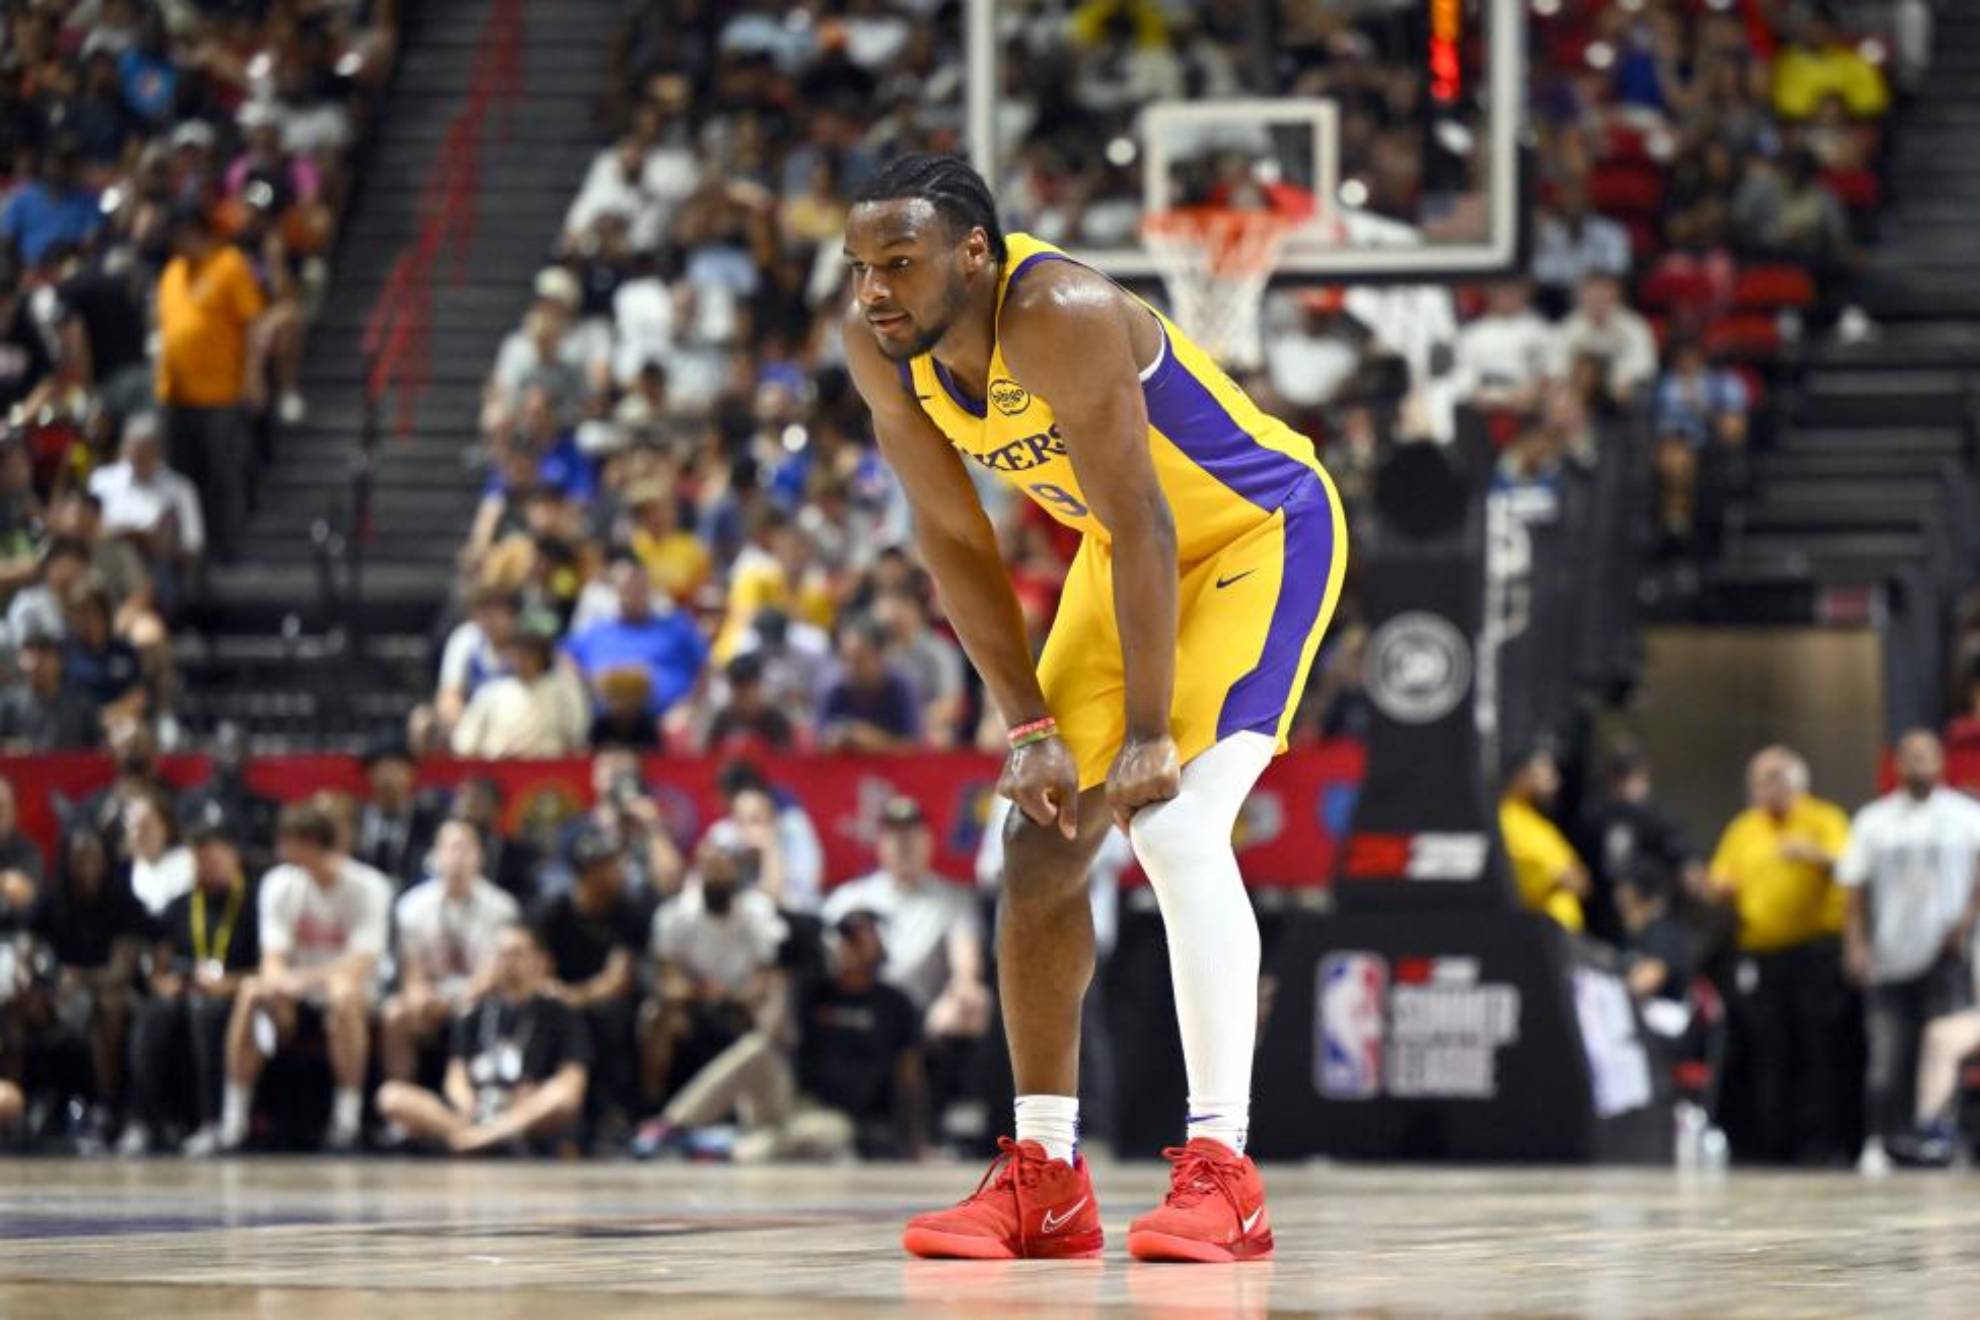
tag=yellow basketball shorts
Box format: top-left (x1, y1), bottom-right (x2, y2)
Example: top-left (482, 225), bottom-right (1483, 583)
top-left (1037, 470), bottom-right (1350, 792)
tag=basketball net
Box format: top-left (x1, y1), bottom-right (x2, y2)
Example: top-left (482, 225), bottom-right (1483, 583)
top-left (1141, 207), bottom-right (1300, 373)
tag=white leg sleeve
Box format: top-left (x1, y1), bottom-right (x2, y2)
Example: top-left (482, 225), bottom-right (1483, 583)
top-left (1127, 731), bottom-right (1276, 1153)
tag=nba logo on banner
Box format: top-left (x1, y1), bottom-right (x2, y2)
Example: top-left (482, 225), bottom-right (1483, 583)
top-left (1317, 952), bottom-right (1388, 1100)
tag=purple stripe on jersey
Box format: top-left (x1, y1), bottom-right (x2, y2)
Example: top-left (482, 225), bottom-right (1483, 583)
top-left (1217, 478), bottom-right (1339, 742)
top-left (897, 360), bottom-right (916, 396)
top-left (1006, 250), bottom-right (1075, 290)
top-left (1141, 335), bottom-right (1314, 511)
top-left (933, 357), bottom-right (986, 418)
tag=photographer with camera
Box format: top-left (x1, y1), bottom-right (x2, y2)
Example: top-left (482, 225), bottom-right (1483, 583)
top-left (545, 745), bottom-right (683, 901)
top-left (375, 922), bottom-right (589, 1155)
top-left (634, 825), bottom-right (787, 1122)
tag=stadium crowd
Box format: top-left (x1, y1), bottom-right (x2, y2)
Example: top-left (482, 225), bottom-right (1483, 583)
top-left (0, 0), bottom-right (1957, 1168)
top-left (0, 0), bottom-right (398, 746)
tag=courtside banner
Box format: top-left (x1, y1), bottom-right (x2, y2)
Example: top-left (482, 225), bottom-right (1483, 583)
top-left (0, 745), bottom-right (1363, 890)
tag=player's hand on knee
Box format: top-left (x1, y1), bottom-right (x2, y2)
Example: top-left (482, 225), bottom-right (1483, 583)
top-left (998, 735), bottom-right (1081, 840)
top-left (1106, 734), bottom-right (1181, 833)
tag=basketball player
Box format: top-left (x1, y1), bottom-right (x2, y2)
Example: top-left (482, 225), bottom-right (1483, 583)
top-left (843, 155), bottom-right (1347, 1263)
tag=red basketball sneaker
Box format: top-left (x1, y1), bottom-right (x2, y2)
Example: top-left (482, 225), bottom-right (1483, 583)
top-left (1126, 1138), bottom-right (1274, 1263)
top-left (901, 1137), bottom-right (1104, 1260)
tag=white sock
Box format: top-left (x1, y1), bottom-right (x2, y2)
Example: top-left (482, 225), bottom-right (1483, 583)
top-left (1127, 732), bottom-right (1273, 1160)
top-left (1014, 1094), bottom-right (1079, 1165)
top-left (220, 1083), bottom-right (251, 1142)
top-left (332, 1088), bottom-right (363, 1134)
top-left (1186, 1097), bottom-right (1251, 1157)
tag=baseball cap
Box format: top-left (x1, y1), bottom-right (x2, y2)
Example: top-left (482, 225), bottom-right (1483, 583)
top-left (569, 824), bottom-right (622, 869)
top-left (879, 796), bottom-right (926, 830)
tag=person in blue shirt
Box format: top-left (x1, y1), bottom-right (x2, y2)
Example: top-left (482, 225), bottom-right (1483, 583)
top-left (819, 617), bottom-right (921, 752)
top-left (563, 557), bottom-right (707, 718)
top-left (0, 142), bottom-right (103, 266)
top-left (484, 386), bottom-right (597, 505)
top-left (117, 15), bottom-right (179, 125)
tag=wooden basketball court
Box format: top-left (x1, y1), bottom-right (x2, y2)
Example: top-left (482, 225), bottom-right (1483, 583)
top-left (1, 1158), bottom-right (1975, 1317)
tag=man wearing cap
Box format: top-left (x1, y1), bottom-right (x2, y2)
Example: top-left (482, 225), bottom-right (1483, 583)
top-left (824, 797), bottom-right (989, 1047)
top-left (531, 825), bottom-right (650, 1128)
top-left (155, 201), bottom-right (267, 562)
top-left (0, 629), bottom-right (100, 752)
top-left (451, 611), bottom-right (590, 759)
top-left (126, 810), bottom-right (260, 1155)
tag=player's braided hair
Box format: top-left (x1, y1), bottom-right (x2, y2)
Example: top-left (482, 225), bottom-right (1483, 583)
top-left (853, 152), bottom-right (1007, 261)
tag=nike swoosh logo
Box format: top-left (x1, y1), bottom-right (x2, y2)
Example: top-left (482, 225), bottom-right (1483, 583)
top-left (1215, 569), bottom-right (1257, 589)
top-left (1241, 1207), bottom-right (1264, 1235)
top-left (1040, 1198), bottom-right (1088, 1234)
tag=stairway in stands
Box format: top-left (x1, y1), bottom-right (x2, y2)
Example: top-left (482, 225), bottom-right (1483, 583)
top-left (181, 0), bottom-right (620, 747)
top-left (1707, 9), bottom-right (1980, 733)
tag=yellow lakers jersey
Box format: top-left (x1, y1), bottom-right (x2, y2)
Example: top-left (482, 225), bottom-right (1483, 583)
top-left (897, 234), bottom-right (1327, 562)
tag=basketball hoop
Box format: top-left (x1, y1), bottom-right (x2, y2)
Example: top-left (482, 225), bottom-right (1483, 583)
top-left (1141, 207), bottom-right (1299, 372)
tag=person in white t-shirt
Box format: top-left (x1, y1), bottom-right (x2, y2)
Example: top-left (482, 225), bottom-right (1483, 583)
top-left (1839, 730), bottom-right (1980, 1165)
top-left (123, 790), bottom-right (194, 917)
top-left (823, 797), bottom-right (988, 1033)
top-left (1452, 279), bottom-right (1561, 412)
top-left (379, 821), bottom-right (520, 1086)
top-left (207, 802), bottom-right (394, 1154)
top-left (636, 827), bottom-right (787, 1110)
top-left (87, 411), bottom-right (206, 562)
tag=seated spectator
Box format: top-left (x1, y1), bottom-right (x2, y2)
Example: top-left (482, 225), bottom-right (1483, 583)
top-left (122, 788), bottom-right (192, 917)
top-left (1772, 7), bottom-right (1890, 122)
top-left (49, 491), bottom-right (157, 634)
top-left (730, 606), bottom-right (833, 721)
top-left (531, 826), bottom-right (649, 1129)
top-left (1655, 336), bottom-right (1750, 450)
top-left (565, 134), bottom-right (681, 254)
top-left (871, 586), bottom-right (965, 748)
top-left (487, 386), bottom-right (599, 507)
top-left (353, 737), bottom-right (442, 889)
top-left (61, 584), bottom-right (145, 718)
top-left (423, 588), bottom-right (520, 750)
top-left (452, 613), bottom-right (591, 759)
top-left (705, 653), bottom-right (797, 754)
top-left (87, 412), bottom-right (206, 594)
top-left (76, 715), bottom-right (175, 850)
top-left (34, 825), bottom-right (148, 1147)
top-left (207, 803), bottom-right (394, 1154)
top-left (564, 557), bottom-right (708, 722)
top-left (0, 139), bottom-right (103, 266)
top-left (378, 821), bottom-right (520, 1090)
top-left (1498, 746), bottom-right (1589, 933)
top-left (0, 630), bottom-right (100, 752)
top-left (482, 289), bottom-right (590, 434)
top-left (823, 797), bottom-right (988, 1040)
top-left (178, 723), bottom-right (281, 878)
top-left (1531, 176), bottom-right (1632, 311)
top-left (544, 746), bottom-right (684, 899)
top-left (820, 617), bottom-right (921, 752)
top-left (1618, 864), bottom-right (1696, 1005)
top-left (635, 829), bottom-right (787, 1118)
top-left (1556, 272), bottom-right (1659, 407)
top-left (637, 906), bottom-right (926, 1164)
top-left (715, 506), bottom-right (826, 663)
top-left (0, 778), bottom-right (45, 910)
top-left (446, 778), bottom-right (541, 908)
top-left (1733, 149), bottom-right (1853, 273)
top-left (375, 922), bottom-right (590, 1155)
top-left (124, 812), bottom-right (260, 1156)
top-left (587, 665), bottom-right (659, 751)
top-left (713, 759), bottom-right (825, 913)
top-left (1453, 279), bottom-right (1558, 411)
top-left (4, 538), bottom-right (92, 651)
top-left (0, 436), bottom-right (44, 586)
top-left (625, 477), bottom-right (711, 606)
top-left (0, 267), bottom-right (57, 419)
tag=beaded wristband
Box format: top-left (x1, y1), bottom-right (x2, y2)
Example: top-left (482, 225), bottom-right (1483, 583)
top-left (1007, 715), bottom-right (1058, 748)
